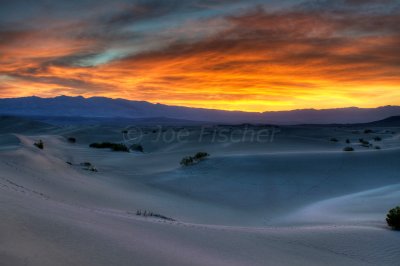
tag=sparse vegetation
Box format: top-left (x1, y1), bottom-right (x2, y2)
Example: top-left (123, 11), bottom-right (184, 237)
top-left (135, 210), bottom-right (175, 221)
top-left (193, 152), bottom-right (210, 161)
top-left (80, 162), bottom-right (92, 167)
top-left (346, 139), bottom-right (350, 144)
top-left (67, 137), bottom-right (76, 143)
top-left (374, 136), bottom-right (382, 141)
top-left (34, 140), bottom-right (44, 149)
top-left (130, 144), bottom-right (144, 153)
top-left (386, 206), bottom-right (400, 230)
top-left (180, 152), bottom-right (210, 166)
top-left (330, 138), bottom-right (338, 142)
top-left (375, 146), bottom-right (381, 150)
top-left (343, 146), bottom-right (354, 152)
top-left (88, 167), bottom-right (98, 172)
top-left (359, 138), bottom-right (372, 147)
top-left (80, 162), bottom-right (97, 172)
top-left (180, 156), bottom-right (194, 166)
top-left (364, 129), bottom-right (373, 134)
top-left (89, 142), bottom-right (129, 152)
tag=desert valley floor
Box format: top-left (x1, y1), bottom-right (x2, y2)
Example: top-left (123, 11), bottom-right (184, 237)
top-left (0, 117), bottom-right (399, 265)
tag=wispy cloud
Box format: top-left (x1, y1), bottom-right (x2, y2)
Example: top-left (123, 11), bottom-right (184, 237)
top-left (0, 0), bottom-right (399, 111)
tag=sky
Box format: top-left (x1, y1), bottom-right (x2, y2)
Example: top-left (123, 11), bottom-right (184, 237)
top-left (0, 0), bottom-right (399, 112)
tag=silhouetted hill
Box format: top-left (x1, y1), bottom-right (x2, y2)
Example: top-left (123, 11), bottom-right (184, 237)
top-left (362, 116), bottom-right (400, 127)
top-left (0, 96), bottom-right (399, 125)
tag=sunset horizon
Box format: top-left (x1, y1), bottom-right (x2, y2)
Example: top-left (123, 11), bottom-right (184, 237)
top-left (1, 94), bottom-right (399, 113)
top-left (1, 0), bottom-right (399, 112)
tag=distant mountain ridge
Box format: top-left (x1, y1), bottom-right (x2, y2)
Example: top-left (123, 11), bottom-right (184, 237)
top-left (0, 96), bottom-right (399, 125)
top-left (363, 116), bottom-right (400, 127)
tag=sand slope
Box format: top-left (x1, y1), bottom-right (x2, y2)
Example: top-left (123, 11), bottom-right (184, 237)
top-left (0, 124), bottom-right (399, 265)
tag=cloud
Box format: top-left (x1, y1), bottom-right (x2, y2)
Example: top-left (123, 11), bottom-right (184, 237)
top-left (0, 0), bottom-right (399, 111)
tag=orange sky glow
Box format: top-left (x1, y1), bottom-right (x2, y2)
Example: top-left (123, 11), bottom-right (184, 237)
top-left (1, 1), bottom-right (399, 112)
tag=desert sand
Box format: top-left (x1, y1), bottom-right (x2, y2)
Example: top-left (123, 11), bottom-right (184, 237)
top-left (1, 118), bottom-right (399, 265)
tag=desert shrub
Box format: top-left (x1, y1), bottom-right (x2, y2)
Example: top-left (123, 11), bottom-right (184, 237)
top-left (359, 138), bottom-right (371, 147)
top-left (89, 142), bottom-right (129, 152)
top-left (364, 129), bottom-right (373, 134)
top-left (180, 156), bottom-right (194, 166)
top-left (90, 143), bottom-right (101, 148)
top-left (374, 136), bottom-right (382, 141)
top-left (67, 137), bottom-right (76, 143)
top-left (330, 138), bottom-right (338, 142)
top-left (386, 206), bottom-right (400, 230)
top-left (111, 144), bottom-right (129, 152)
top-left (80, 162), bottom-right (97, 172)
top-left (34, 140), bottom-right (44, 150)
top-left (194, 152), bottom-right (210, 161)
top-left (88, 166), bottom-right (98, 172)
top-left (343, 146), bottom-right (354, 152)
top-left (346, 139), bottom-right (350, 144)
top-left (375, 146), bottom-right (381, 150)
top-left (136, 210), bottom-right (175, 221)
top-left (130, 144), bottom-right (144, 153)
top-left (66, 161), bottom-right (72, 165)
top-left (180, 152), bottom-right (210, 166)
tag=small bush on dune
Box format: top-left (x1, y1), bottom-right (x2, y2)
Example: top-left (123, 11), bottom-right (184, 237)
top-left (193, 152), bottom-right (210, 161)
top-left (130, 144), bottom-right (144, 153)
top-left (111, 144), bottom-right (129, 152)
top-left (180, 156), bottom-right (194, 166)
top-left (374, 136), bottom-right (382, 141)
top-left (89, 142), bottom-right (129, 152)
top-left (386, 206), bottom-right (400, 230)
top-left (67, 137), bottom-right (76, 143)
top-left (346, 139), bottom-right (350, 144)
top-left (343, 146), bottom-right (354, 152)
top-left (330, 138), bottom-right (338, 142)
top-left (80, 162), bottom-right (98, 172)
top-left (34, 140), bottom-right (44, 150)
top-left (180, 152), bottom-right (210, 166)
top-left (359, 138), bottom-right (372, 148)
top-left (136, 210), bottom-right (175, 221)
top-left (88, 166), bottom-right (98, 172)
top-left (90, 143), bottom-right (101, 148)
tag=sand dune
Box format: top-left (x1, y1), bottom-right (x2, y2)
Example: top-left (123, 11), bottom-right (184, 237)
top-left (1, 120), bottom-right (399, 265)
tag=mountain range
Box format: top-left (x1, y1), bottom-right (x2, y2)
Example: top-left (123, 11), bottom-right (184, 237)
top-left (0, 96), bottom-right (399, 125)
